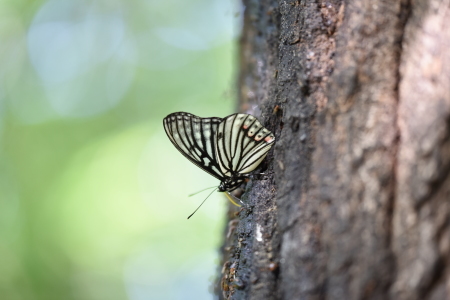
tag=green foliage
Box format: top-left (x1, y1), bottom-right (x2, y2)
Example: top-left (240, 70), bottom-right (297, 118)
top-left (0, 0), bottom-right (239, 299)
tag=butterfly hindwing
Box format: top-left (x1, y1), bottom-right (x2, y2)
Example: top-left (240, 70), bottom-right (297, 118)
top-left (163, 112), bottom-right (225, 181)
top-left (215, 113), bottom-right (275, 176)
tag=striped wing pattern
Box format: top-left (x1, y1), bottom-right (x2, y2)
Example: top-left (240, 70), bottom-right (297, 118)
top-left (216, 114), bottom-right (275, 176)
top-left (163, 112), bottom-right (275, 192)
top-left (163, 112), bottom-right (225, 181)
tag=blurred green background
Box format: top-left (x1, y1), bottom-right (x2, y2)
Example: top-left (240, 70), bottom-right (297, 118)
top-left (0, 0), bottom-right (239, 299)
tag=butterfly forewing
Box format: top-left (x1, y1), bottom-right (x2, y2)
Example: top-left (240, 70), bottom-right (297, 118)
top-left (163, 112), bottom-right (225, 180)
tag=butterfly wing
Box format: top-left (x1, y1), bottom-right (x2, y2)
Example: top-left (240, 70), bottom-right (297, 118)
top-left (215, 113), bottom-right (275, 177)
top-left (163, 112), bottom-right (226, 181)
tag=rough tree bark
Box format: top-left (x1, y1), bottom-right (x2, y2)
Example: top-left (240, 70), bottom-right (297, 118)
top-left (217, 0), bottom-right (450, 300)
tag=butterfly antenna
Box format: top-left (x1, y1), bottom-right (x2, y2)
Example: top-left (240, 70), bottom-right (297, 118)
top-left (187, 188), bottom-right (218, 219)
top-left (188, 186), bottom-right (217, 197)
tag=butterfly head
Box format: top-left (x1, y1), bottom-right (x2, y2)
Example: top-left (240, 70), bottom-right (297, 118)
top-left (218, 177), bottom-right (245, 192)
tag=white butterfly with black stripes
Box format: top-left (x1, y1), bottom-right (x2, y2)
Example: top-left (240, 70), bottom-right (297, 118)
top-left (163, 112), bottom-right (275, 195)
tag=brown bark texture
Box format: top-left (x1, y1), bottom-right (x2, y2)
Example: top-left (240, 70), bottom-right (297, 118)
top-left (217, 0), bottom-right (450, 299)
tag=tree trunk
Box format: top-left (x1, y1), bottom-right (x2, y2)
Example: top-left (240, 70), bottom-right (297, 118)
top-left (217, 0), bottom-right (450, 299)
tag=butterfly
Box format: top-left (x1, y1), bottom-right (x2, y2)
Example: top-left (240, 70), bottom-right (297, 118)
top-left (163, 112), bottom-right (275, 215)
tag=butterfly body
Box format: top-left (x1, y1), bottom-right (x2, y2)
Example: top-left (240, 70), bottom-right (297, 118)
top-left (163, 112), bottom-right (275, 193)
